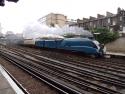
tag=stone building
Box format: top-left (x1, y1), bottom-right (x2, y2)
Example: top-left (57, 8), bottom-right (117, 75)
top-left (77, 8), bottom-right (125, 32)
top-left (38, 13), bottom-right (67, 27)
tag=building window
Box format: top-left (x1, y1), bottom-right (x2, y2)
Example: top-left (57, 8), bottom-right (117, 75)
top-left (113, 21), bottom-right (116, 25)
top-left (90, 22), bottom-right (92, 26)
top-left (108, 18), bottom-right (110, 23)
top-left (120, 25), bottom-right (123, 31)
top-left (120, 16), bottom-right (122, 21)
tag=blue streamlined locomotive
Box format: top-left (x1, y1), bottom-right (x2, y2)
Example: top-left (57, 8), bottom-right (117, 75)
top-left (35, 38), bottom-right (105, 57)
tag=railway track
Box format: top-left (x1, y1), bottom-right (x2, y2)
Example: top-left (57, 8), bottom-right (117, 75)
top-left (14, 46), bottom-right (125, 72)
top-left (8, 46), bottom-right (125, 77)
top-left (12, 45), bottom-right (125, 64)
top-left (0, 46), bottom-right (125, 93)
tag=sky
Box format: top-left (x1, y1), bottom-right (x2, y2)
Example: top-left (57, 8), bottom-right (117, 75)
top-left (0, 0), bottom-right (125, 34)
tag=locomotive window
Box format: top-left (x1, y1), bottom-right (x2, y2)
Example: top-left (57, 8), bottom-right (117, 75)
top-left (83, 41), bottom-right (97, 48)
top-left (91, 42), bottom-right (98, 48)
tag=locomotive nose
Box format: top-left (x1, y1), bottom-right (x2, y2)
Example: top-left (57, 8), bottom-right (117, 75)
top-left (99, 44), bottom-right (106, 55)
top-left (100, 44), bottom-right (104, 49)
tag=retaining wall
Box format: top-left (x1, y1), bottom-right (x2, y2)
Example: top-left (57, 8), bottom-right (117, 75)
top-left (106, 37), bottom-right (125, 53)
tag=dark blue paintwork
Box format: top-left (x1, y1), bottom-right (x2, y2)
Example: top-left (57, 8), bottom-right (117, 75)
top-left (35, 39), bottom-right (63, 48)
top-left (58, 38), bottom-right (98, 54)
top-left (35, 40), bottom-right (45, 47)
top-left (44, 40), bottom-right (57, 48)
top-left (35, 38), bottom-right (101, 55)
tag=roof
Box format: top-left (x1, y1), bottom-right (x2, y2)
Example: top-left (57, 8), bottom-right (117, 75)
top-left (65, 38), bottom-right (91, 41)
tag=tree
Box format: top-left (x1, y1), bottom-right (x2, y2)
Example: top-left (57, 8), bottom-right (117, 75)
top-left (92, 28), bottom-right (119, 44)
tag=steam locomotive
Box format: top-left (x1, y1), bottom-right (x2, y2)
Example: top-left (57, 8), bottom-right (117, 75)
top-left (20, 37), bottom-right (106, 57)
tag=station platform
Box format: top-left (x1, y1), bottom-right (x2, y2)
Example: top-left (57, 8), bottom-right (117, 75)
top-left (106, 52), bottom-right (125, 58)
top-left (0, 65), bottom-right (25, 94)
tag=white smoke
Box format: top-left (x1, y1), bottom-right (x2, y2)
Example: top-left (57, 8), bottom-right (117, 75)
top-left (23, 21), bottom-right (93, 39)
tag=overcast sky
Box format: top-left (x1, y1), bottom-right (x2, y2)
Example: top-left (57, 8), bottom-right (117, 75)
top-left (0, 0), bottom-right (125, 33)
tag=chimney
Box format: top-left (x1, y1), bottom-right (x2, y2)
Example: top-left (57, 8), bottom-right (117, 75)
top-left (77, 19), bottom-right (83, 23)
top-left (83, 18), bottom-right (89, 22)
top-left (89, 16), bottom-right (96, 20)
top-left (106, 12), bottom-right (114, 17)
top-left (117, 7), bottom-right (121, 14)
top-left (97, 14), bottom-right (105, 18)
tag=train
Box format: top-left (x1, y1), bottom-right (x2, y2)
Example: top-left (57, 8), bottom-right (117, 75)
top-left (18, 37), bottom-right (106, 57)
